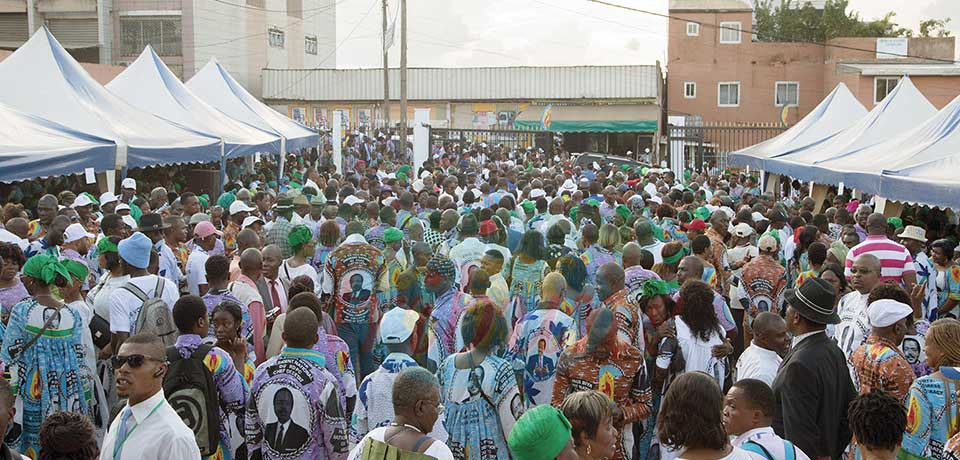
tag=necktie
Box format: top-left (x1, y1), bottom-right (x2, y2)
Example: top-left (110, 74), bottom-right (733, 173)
top-left (270, 279), bottom-right (282, 311)
top-left (114, 408), bottom-right (135, 458)
top-left (276, 424), bottom-right (286, 447)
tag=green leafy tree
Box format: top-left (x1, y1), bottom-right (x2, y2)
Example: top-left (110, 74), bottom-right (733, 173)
top-left (754, 0), bottom-right (915, 42)
top-left (919, 18), bottom-right (952, 38)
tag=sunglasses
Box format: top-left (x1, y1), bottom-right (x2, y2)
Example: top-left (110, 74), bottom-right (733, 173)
top-left (112, 354), bottom-right (165, 369)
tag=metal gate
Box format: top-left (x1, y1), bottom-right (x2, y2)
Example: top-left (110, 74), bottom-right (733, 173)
top-left (429, 127), bottom-right (554, 153)
top-left (667, 122), bottom-right (786, 172)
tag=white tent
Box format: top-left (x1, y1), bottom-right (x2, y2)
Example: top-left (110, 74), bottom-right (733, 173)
top-left (0, 102), bottom-right (115, 183)
top-left (0, 27), bottom-right (221, 171)
top-left (728, 83), bottom-right (867, 170)
top-left (186, 59), bottom-right (319, 160)
top-left (762, 77), bottom-right (937, 182)
top-left (107, 46), bottom-right (281, 159)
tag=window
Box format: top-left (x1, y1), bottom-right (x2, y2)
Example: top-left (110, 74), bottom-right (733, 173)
top-left (268, 27), bottom-right (285, 48)
top-left (719, 21), bottom-right (741, 44)
top-left (775, 81), bottom-right (799, 107)
top-left (718, 82), bottom-right (740, 107)
top-left (119, 17), bottom-right (182, 56)
top-left (684, 81), bottom-right (697, 98)
top-left (305, 35), bottom-right (317, 55)
top-left (874, 77), bottom-right (901, 104)
top-left (686, 22), bottom-right (700, 36)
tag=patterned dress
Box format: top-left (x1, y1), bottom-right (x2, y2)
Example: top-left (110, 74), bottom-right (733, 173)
top-left (245, 347), bottom-right (349, 460)
top-left (203, 288), bottom-right (256, 360)
top-left (849, 335), bottom-right (915, 402)
top-left (437, 355), bottom-right (521, 460)
top-left (0, 281), bottom-right (28, 321)
top-left (504, 258), bottom-right (546, 326)
top-left (935, 264), bottom-right (960, 318)
top-left (505, 307), bottom-right (575, 408)
top-left (604, 288), bottom-right (645, 354)
top-left (427, 288), bottom-right (473, 371)
top-left (0, 299), bottom-right (92, 458)
top-left (901, 367), bottom-right (960, 460)
top-left (579, 245), bottom-right (618, 286)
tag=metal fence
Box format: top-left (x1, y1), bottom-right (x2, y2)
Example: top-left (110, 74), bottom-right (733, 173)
top-left (429, 127), bottom-right (554, 152)
top-left (667, 123), bottom-right (786, 172)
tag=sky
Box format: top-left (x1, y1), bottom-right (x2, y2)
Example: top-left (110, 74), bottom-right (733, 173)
top-left (333, 0), bottom-right (960, 69)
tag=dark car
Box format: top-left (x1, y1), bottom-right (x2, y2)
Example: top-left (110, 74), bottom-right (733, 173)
top-left (571, 152), bottom-right (650, 172)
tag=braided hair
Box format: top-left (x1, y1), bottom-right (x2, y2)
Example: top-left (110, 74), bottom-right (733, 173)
top-left (39, 411), bottom-right (99, 460)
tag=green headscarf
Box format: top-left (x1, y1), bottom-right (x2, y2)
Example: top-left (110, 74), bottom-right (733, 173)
top-left (615, 204), bottom-right (631, 221)
top-left (396, 172), bottom-right (409, 182)
top-left (287, 225), bottom-right (313, 251)
top-left (508, 405), bottom-right (572, 460)
top-left (585, 198), bottom-right (600, 208)
top-left (62, 259), bottom-right (89, 282)
top-left (693, 206), bottom-right (711, 222)
top-left (198, 194), bottom-right (210, 210)
top-left (662, 246), bottom-right (688, 265)
top-left (97, 237), bottom-right (118, 254)
top-left (887, 217), bottom-right (904, 230)
top-left (829, 240), bottom-right (849, 267)
top-left (397, 165), bottom-right (411, 175)
top-left (569, 206), bottom-right (578, 221)
top-left (642, 279), bottom-right (670, 299)
top-left (217, 192), bottom-right (236, 210)
top-left (21, 255), bottom-right (69, 285)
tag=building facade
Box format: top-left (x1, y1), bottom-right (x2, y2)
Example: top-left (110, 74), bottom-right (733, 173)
top-left (667, 0), bottom-right (960, 126)
top-left (262, 64), bottom-right (664, 155)
top-left (0, 0), bottom-right (335, 97)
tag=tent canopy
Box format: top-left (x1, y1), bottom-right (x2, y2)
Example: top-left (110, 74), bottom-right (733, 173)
top-left (811, 93), bottom-right (960, 197)
top-left (0, 27), bottom-right (221, 170)
top-left (514, 104), bottom-right (659, 132)
top-left (762, 77), bottom-right (937, 182)
top-left (186, 59), bottom-right (318, 152)
top-left (107, 46), bottom-right (281, 159)
top-left (728, 83), bottom-right (867, 169)
top-left (0, 102), bottom-right (115, 183)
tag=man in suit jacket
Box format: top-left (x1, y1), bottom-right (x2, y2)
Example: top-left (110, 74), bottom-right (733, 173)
top-left (264, 387), bottom-right (310, 454)
top-left (258, 244), bottom-right (290, 313)
top-left (772, 277), bottom-right (856, 460)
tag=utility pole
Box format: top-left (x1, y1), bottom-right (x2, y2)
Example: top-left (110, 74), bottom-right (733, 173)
top-left (398, 0), bottom-right (407, 159)
top-left (381, 0), bottom-right (390, 132)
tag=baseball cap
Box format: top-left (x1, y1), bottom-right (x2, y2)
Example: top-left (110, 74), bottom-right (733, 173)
top-left (121, 215), bottom-right (138, 230)
top-left (732, 223), bottom-right (755, 238)
top-left (99, 192), bottom-right (118, 206)
top-left (379, 307), bottom-right (419, 344)
top-left (868, 299), bottom-right (913, 328)
top-left (71, 194), bottom-right (94, 208)
top-left (115, 203), bottom-right (131, 212)
top-left (241, 215), bottom-right (265, 229)
top-left (229, 200), bottom-right (256, 215)
top-left (121, 178), bottom-right (137, 190)
top-left (194, 221), bottom-right (222, 238)
top-left (758, 234), bottom-right (779, 252)
top-left (63, 223), bottom-right (94, 244)
top-left (682, 219), bottom-right (706, 231)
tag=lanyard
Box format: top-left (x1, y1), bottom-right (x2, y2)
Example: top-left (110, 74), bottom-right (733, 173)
top-left (112, 400), bottom-right (164, 460)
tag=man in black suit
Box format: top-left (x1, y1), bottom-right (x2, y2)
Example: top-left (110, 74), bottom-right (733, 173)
top-left (264, 387), bottom-right (309, 454)
top-left (772, 277), bottom-right (856, 460)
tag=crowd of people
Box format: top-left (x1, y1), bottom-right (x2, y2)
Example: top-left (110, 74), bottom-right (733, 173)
top-left (0, 134), bottom-right (957, 460)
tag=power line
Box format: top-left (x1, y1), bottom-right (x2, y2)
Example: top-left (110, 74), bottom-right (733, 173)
top-left (193, 0), bottom-right (347, 49)
top-left (586, 0), bottom-right (960, 64)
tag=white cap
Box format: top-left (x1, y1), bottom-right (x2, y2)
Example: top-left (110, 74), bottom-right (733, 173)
top-left (121, 215), bottom-right (137, 229)
top-left (529, 189), bottom-right (546, 199)
top-left (646, 196), bottom-right (663, 205)
top-left (115, 203), bottom-right (131, 212)
top-left (229, 200), bottom-right (256, 215)
top-left (63, 223), bottom-right (94, 243)
top-left (382, 197), bottom-right (398, 206)
top-left (121, 177), bottom-right (136, 190)
top-left (560, 179), bottom-right (577, 192)
top-left (420, 170), bottom-right (432, 179)
top-left (751, 211), bottom-right (766, 222)
top-left (71, 194), bottom-right (94, 208)
top-left (732, 222), bottom-right (755, 238)
top-left (241, 215), bottom-right (265, 229)
top-left (99, 192), bottom-right (118, 206)
top-left (343, 195), bottom-right (365, 206)
top-left (868, 299), bottom-right (914, 328)
top-left (379, 307), bottom-right (420, 343)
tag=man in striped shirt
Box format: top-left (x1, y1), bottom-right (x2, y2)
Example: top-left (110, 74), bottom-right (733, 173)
top-left (844, 213), bottom-right (917, 291)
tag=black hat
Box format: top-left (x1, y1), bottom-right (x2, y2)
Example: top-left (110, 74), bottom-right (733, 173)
top-left (135, 213), bottom-right (169, 233)
top-left (785, 277), bottom-right (839, 324)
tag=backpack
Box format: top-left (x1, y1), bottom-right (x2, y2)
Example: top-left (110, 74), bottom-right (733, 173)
top-left (163, 344), bottom-right (221, 457)
top-left (122, 277), bottom-right (177, 347)
top-left (740, 439), bottom-right (797, 460)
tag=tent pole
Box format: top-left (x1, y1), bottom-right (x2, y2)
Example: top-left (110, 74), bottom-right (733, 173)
top-left (219, 141), bottom-right (226, 196)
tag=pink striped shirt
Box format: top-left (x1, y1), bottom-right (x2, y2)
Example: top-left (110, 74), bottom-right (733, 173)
top-left (844, 235), bottom-right (915, 283)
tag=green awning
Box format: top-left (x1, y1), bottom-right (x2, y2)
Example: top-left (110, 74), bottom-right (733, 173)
top-left (513, 104), bottom-right (659, 133)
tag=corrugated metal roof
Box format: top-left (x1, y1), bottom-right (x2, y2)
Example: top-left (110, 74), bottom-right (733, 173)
top-left (261, 65), bottom-right (661, 102)
top-left (669, 0), bottom-right (752, 11)
top-left (840, 63), bottom-right (960, 76)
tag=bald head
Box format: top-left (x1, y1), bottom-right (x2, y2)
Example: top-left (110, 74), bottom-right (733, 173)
top-left (5, 218), bottom-right (28, 239)
top-left (596, 263), bottom-right (625, 300)
top-left (239, 247), bottom-right (262, 276)
top-left (753, 311), bottom-right (784, 336)
top-left (678, 255), bottom-right (704, 284)
top-left (236, 228), bottom-right (260, 252)
top-left (855, 253), bottom-right (881, 272)
top-left (262, 244), bottom-right (281, 262)
top-left (622, 242), bottom-right (643, 269)
top-left (542, 272), bottom-right (567, 302)
top-left (866, 212), bottom-right (887, 235)
top-left (283, 307), bottom-right (320, 349)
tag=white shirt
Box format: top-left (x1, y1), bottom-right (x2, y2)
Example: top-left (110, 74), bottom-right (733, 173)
top-left (89, 273), bottom-right (130, 321)
top-left (834, 290), bottom-right (870, 388)
top-left (641, 241), bottom-right (666, 265)
top-left (185, 247), bottom-right (210, 296)
top-left (736, 342), bottom-right (783, 387)
top-left (108, 275), bottom-right (179, 334)
top-left (732, 426), bottom-right (812, 460)
top-left (486, 273), bottom-right (510, 310)
top-left (348, 426), bottom-right (454, 460)
top-left (99, 388), bottom-right (201, 460)
top-left (448, 237), bottom-right (488, 269)
top-left (279, 259), bottom-right (320, 291)
top-left (156, 240), bottom-right (182, 286)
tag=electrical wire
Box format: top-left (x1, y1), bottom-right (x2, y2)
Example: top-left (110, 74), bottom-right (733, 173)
top-left (192, 0), bottom-right (347, 49)
top-left (586, 0), bottom-right (960, 64)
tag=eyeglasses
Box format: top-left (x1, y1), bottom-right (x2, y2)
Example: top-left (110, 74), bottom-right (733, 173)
top-left (112, 354), bottom-right (165, 369)
top-left (849, 267), bottom-right (876, 275)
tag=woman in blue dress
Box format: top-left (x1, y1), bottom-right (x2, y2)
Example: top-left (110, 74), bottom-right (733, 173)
top-left (504, 231), bottom-right (548, 326)
top-left (438, 299), bottom-right (521, 460)
top-left (1, 255), bottom-right (92, 458)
